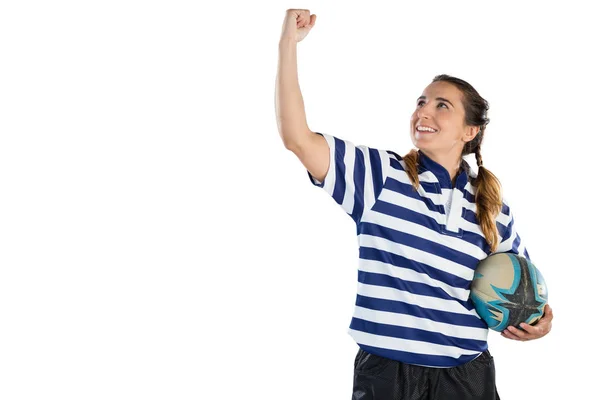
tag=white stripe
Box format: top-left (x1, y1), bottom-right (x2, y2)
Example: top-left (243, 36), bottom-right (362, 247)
top-left (361, 209), bottom-right (488, 260)
top-left (357, 282), bottom-right (476, 315)
top-left (445, 189), bottom-right (465, 233)
top-left (378, 188), bottom-right (446, 224)
top-left (321, 133), bottom-right (336, 195)
top-left (358, 258), bottom-right (472, 302)
top-left (348, 328), bottom-right (480, 360)
top-left (496, 210), bottom-right (511, 227)
top-left (388, 168), bottom-right (445, 204)
top-left (494, 232), bottom-right (515, 253)
top-left (398, 160), bottom-right (438, 183)
top-left (462, 197), bottom-right (476, 213)
top-left (465, 181), bottom-right (475, 196)
top-left (359, 234), bottom-right (476, 281)
top-left (440, 188), bottom-right (452, 209)
top-left (362, 148), bottom-right (389, 212)
top-left (341, 139), bottom-right (357, 214)
top-left (494, 219), bottom-right (517, 254)
top-left (458, 197), bottom-right (510, 229)
top-left (361, 145), bottom-right (375, 213)
top-left (516, 233), bottom-right (526, 256)
top-left (353, 306), bottom-right (489, 340)
top-left (459, 219), bottom-right (485, 237)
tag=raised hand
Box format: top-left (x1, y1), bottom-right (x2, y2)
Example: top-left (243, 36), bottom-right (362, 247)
top-left (280, 9), bottom-right (317, 43)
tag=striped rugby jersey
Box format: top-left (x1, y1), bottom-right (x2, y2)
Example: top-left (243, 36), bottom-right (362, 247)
top-left (307, 132), bottom-right (530, 368)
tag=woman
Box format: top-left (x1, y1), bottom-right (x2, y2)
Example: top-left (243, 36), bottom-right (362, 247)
top-left (275, 9), bottom-right (553, 400)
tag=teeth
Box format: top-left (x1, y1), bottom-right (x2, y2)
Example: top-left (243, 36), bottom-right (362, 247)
top-left (417, 126), bottom-right (436, 132)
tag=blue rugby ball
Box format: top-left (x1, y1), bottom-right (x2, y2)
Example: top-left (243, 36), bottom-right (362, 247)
top-left (470, 253), bottom-right (548, 332)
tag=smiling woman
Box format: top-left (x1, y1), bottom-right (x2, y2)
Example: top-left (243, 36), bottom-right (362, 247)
top-left (275, 8), bottom-right (553, 400)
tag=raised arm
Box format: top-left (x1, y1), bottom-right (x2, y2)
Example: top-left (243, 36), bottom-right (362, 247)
top-left (275, 9), bottom-right (329, 182)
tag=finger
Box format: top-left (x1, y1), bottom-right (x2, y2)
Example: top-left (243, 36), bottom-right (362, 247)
top-left (309, 14), bottom-right (317, 27)
top-left (507, 325), bottom-right (531, 340)
top-left (501, 330), bottom-right (521, 340)
top-left (299, 10), bottom-right (310, 24)
top-left (522, 321), bottom-right (551, 337)
top-left (544, 304), bottom-right (553, 321)
top-left (519, 322), bottom-right (542, 336)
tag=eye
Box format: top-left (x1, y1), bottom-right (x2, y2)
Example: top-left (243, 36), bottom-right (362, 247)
top-left (416, 100), bottom-right (448, 109)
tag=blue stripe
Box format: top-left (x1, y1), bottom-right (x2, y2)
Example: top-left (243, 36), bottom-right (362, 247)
top-left (351, 147), bottom-right (366, 222)
top-left (384, 178), bottom-right (442, 214)
top-left (464, 209), bottom-right (511, 240)
top-left (496, 215), bottom-right (510, 240)
top-left (355, 294), bottom-right (485, 328)
top-left (350, 318), bottom-right (488, 351)
top-left (464, 208), bottom-right (508, 231)
top-left (358, 270), bottom-right (471, 307)
top-left (360, 222), bottom-right (480, 270)
top-left (512, 234), bottom-right (522, 254)
top-left (419, 181), bottom-right (441, 194)
top-left (462, 229), bottom-right (491, 254)
top-left (389, 164), bottom-right (443, 195)
top-left (356, 344), bottom-right (484, 368)
top-left (372, 196), bottom-right (441, 229)
top-left (465, 190), bottom-right (475, 203)
top-left (502, 215), bottom-right (514, 242)
top-left (389, 155), bottom-right (405, 171)
top-left (463, 208), bottom-right (477, 225)
top-left (387, 150), bottom-right (402, 162)
top-left (369, 148), bottom-right (384, 202)
top-left (332, 136), bottom-right (347, 206)
top-left (358, 247), bottom-right (472, 290)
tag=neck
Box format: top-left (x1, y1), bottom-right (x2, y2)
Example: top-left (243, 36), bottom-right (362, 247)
top-left (419, 149), bottom-right (463, 182)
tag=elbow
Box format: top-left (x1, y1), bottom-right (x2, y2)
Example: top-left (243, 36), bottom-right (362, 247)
top-left (279, 128), bottom-right (310, 153)
top-left (282, 138), bottom-right (300, 153)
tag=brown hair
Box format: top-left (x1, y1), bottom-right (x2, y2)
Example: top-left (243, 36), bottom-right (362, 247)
top-left (403, 74), bottom-right (503, 252)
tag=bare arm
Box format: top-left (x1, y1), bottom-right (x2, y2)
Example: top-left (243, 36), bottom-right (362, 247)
top-left (275, 10), bottom-right (329, 182)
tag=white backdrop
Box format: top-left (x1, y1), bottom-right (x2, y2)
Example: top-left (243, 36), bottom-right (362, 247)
top-left (1, 1), bottom-right (597, 399)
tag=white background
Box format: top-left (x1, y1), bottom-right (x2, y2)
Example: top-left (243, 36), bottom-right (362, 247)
top-left (1, 1), bottom-right (597, 399)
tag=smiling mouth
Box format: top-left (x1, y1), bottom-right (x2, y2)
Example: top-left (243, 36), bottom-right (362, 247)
top-left (415, 128), bottom-right (438, 134)
top-left (415, 125), bottom-right (439, 133)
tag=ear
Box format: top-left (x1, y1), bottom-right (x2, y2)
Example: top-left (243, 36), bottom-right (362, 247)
top-left (463, 125), bottom-right (479, 143)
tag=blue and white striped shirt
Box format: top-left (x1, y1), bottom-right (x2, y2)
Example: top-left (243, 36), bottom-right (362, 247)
top-left (307, 132), bottom-right (530, 368)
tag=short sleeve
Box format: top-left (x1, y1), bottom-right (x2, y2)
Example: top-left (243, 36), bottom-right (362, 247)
top-left (492, 200), bottom-right (531, 261)
top-left (307, 132), bottom-right (391, 224)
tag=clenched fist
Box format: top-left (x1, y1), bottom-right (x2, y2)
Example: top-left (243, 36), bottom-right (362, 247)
top-left (280, 9), bottom-right (317, 43)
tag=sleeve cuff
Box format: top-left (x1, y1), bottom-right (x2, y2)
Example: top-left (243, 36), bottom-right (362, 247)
top-left (307, 132), bottom-right (336, 190)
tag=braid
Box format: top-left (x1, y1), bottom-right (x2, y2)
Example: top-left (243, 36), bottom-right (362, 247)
top-left (474, 143), bottom-right (483, 168)
top-left (403, 149), bottom-right (420, 192)
top-left (472, 143), bottom-right (503, 253)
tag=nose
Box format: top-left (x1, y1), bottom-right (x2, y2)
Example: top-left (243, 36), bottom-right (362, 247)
top-left (417, 104), bottom-right (432, 120)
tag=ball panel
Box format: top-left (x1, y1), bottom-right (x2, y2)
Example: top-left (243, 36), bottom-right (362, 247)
top-left (470, 288), bottom-right (508, 331)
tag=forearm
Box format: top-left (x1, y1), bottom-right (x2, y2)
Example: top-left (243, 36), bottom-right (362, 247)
top-left (275, 38), bottom-right (311, 150)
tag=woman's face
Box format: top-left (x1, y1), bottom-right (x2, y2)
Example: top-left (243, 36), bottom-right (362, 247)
top-left (410, 81), bottom-right (477, 155)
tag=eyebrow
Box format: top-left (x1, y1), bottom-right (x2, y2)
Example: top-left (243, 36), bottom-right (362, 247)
top-left (417, 96), bottom-right (454, 108)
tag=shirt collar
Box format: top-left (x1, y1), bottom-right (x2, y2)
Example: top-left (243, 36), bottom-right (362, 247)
top-left (418, 150), bottom-right (470, 190)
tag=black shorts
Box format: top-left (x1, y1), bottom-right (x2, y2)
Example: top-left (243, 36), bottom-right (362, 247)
top-left (352, 348), bottom-right (500, 400)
